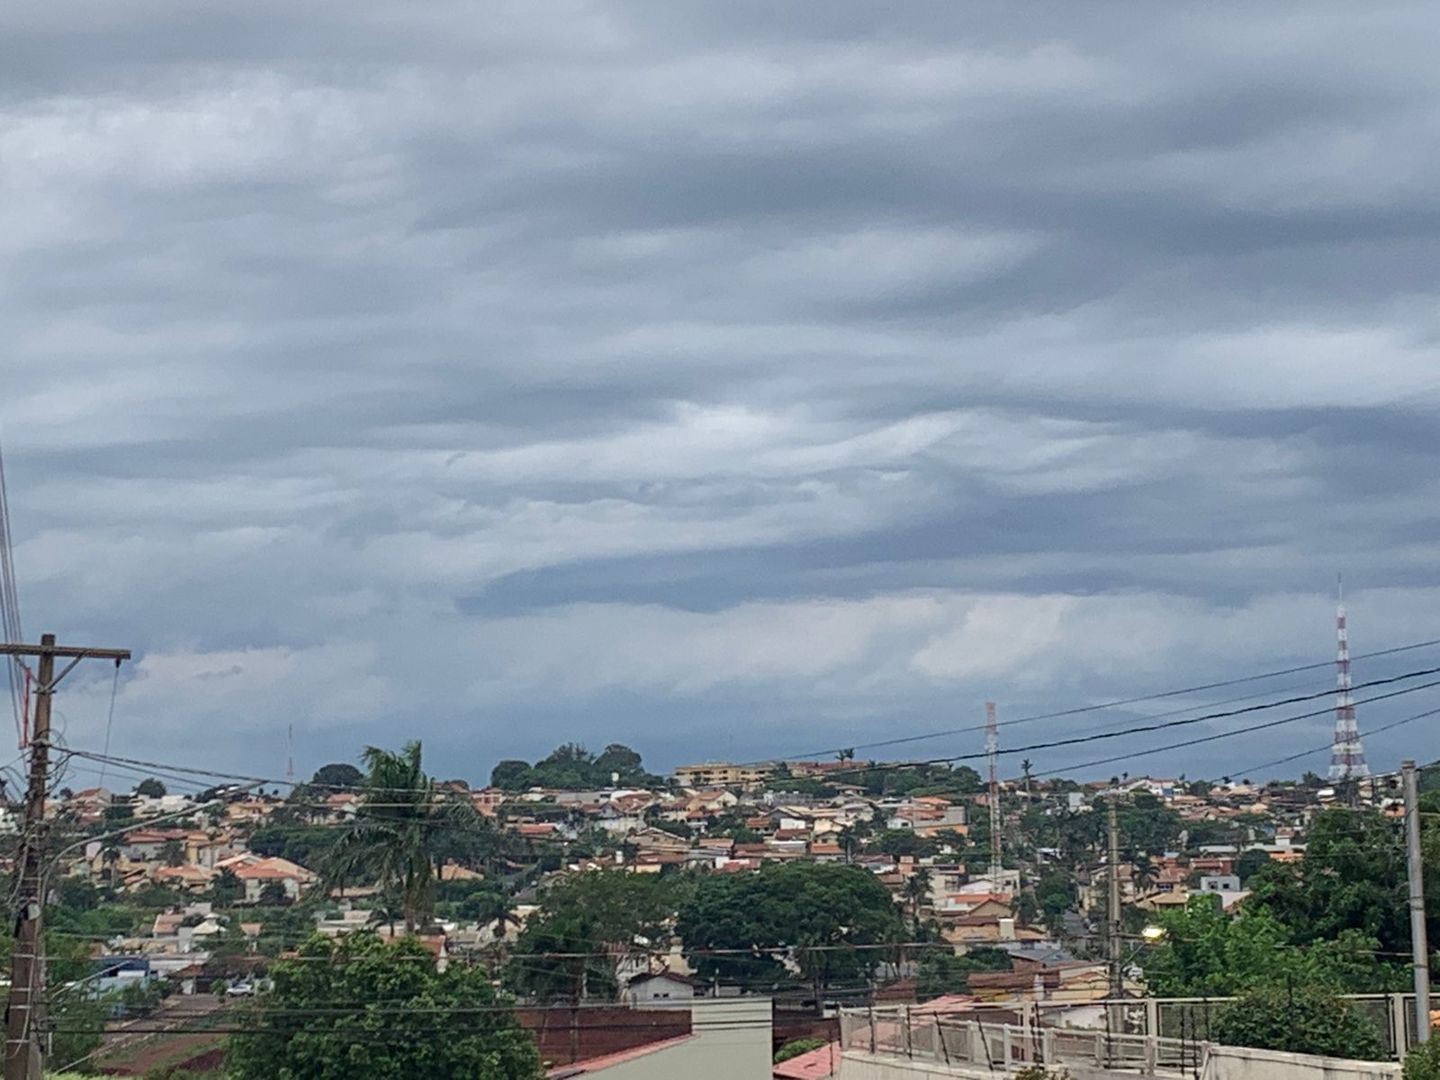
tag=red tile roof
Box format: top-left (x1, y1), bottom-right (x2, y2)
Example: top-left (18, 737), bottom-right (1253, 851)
top-left (548, 1034), bottom-right (695, 1076)
top-left (773, 1040), bottom-right (839, 1079)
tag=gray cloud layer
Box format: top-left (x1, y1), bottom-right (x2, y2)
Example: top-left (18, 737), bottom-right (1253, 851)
top-left (2, 1), bottom-right (1438, 784)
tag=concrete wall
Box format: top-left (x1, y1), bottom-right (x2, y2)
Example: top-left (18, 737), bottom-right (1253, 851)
top-left (834, 1046), bottom-right (1404, 1080)
top-left (588, 999), bottom-right (773, 1080)
top-left (1200, 1045), bottom-right (1402, 1080)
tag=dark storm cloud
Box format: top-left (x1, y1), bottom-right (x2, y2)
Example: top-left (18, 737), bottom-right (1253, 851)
top-left (2, 0), bottom-right (1439, 782)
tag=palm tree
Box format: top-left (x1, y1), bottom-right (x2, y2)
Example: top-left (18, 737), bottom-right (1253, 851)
top-left (902, 867), bottom-right (931, 936)
top-left (1021, 759), bottom-right (1033, 797)
top-left (101, 837), bottom-right (123, 892)
top-left (1131, 853), bottom-right (1159, 895)
top-left (325, 741), bottom-right (481, 934)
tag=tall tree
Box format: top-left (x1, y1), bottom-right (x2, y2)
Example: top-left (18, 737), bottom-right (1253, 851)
top-left (227, 932), bottom-right (541, 1079)
top-left (311, 762), bottom-right (364, 789)
top-left (677, 863), bottom-right (903, 1001)
top-left (902, 867), bottom-right (931, 936)
top-left (324, 741), bottom-right (483, 933)
top-left (505, 870), bottom-right (685, 1001)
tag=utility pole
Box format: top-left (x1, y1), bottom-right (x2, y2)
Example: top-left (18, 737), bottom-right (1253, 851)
top-left (1403, 760), bottom-right (1431, 1044)
top-left (1107, 795), bottom-right (1123, 999)
top-left (0, 634), bottom-right (130, 1080)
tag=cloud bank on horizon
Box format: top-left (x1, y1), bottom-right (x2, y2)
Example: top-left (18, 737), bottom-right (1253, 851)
top-left (3, 1), bottom-right (1439, 784)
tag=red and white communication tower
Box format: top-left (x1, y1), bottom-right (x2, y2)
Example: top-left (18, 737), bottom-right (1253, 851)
top-left (1328, 577), bottom-right (1369, 781)
top-left (986, 701), bottom-right (1001, 877)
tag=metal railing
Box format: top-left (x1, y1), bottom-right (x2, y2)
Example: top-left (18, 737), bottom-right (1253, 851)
top-left (841, 1006), bottom-right (1208, 1076)
top-left (842, 993), bottom-right (1427, 1074)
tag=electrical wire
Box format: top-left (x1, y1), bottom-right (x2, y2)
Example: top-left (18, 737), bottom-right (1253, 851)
top-left (60, 664), bottom-right (1440, 797)
top-left (805, 668), bottom-right (1440, 783)
top-left (1229, 707), bottom-right (1440, 779)
top-left (0, 436), bottom-right (25, 750)
top-left (1032, 699), bottom-right (1440, 779)
top-left (756, 635), bottom-right (1440, 765)
top-left (97, 660), bottom-right (121, 789)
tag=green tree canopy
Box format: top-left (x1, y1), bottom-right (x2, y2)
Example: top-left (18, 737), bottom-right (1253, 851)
top-left (227, 932), bottom-right (541, 1079)
top-left (310, 762), bottom-right (364, 789)
top-left (491, 743), bottom-right (663, 792)
top-left (676, 863), bottom-right (903, 997)
top-left (1212, 981), bottom-right (1383, 1061)
top-left (135, 778), bottom-right (166, 798)
top-left (1142, 896), bottom-right (1403, 997)
top-left (505, 870), bottom-right (686, 1002)
top-left (1246, 809), bottom-right (1410, 955)
top-left (490, 759), bottom-right (535, 791)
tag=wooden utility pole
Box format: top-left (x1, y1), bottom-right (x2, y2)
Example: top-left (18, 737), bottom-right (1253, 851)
top-left (1403, 760), bottom-right (1431, 1044)
top-left (1, 634), bottom-right (129, 1080)
top-left (1107, 796), bottom-right (1124, 999)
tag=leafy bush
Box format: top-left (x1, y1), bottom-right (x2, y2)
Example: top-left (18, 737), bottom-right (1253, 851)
top-left (1404, 1034), bottom-right (1440, 1080)
top-left (1212, 981), bottom-right (1384, 1060)
top-left (774, 1038), bottom-right (828, 1063)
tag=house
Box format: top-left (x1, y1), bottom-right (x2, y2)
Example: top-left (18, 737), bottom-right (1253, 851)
top-left (628, 828), bottom-right (690, 855)
top-left (223, 798), bottom-right (278, 825)
top-left (216, 855), bottom-right (316, 903)
top-left (121, 829), bottom-right (189, 862)
top-left (152, 864), bottom-right (215, 892)
top-left (472, 787), bottom-right (507, 816)
top-left (624, 971), bottom-right (700, 1010)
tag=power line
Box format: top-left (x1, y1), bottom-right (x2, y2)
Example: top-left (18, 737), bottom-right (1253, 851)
top-left (1032, 700), bottom-right (1440, 780)
top-left (756, 636), bottom-right (1440, 764)
top-left (807, 667), bottom-right (1440, 782)
top-left (1231, 708), bottom-right (1440, 778)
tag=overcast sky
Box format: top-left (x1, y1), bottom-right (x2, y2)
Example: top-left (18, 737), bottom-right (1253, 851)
top-left (3, 2), bottom-right (1439, 789)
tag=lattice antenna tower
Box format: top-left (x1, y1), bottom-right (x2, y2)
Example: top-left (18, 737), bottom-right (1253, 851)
top-left (286, 723), bottom-right (295, 782)
top-left (1328, 575), bottom-right (1369, 780)
top-left (986, 701), bottom-right (1001, 878)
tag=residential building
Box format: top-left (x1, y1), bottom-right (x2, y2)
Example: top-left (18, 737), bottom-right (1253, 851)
top-left (673, 762), bottom-right (776, 789)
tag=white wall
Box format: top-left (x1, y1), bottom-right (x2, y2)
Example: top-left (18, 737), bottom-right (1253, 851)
top-left (1200, 1046), bottom-right (1401, 1080)
top-left (588, 999), bottom-right (772, 1080)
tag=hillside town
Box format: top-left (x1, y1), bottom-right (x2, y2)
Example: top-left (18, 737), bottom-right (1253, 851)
top-left (18, 738), bottom-right (1422, 1076)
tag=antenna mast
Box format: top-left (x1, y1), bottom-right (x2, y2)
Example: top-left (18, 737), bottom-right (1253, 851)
top-left (986, 701), bottom-right (1001, 878)
top-left (1328, 575), bottom-right (1369, 780)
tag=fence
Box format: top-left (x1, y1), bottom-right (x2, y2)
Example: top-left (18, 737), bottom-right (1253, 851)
top-left (842, 996), bottom-right (1426, 1075)
top-left (841, 1006), bottom-right (1208, 1076)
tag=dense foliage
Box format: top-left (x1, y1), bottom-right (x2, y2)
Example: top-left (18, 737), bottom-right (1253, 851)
top-left (1246, 810), bottom-right (1412, 955)
top-left (1143, 897), bottom-right (1403, 997)
top-left (227, 933), bottom-right (541, 1079)
top-left (1404, 1033), bottom-right (1440, 1080)
top-left (676, 862), bottom-right (902, 996)
top-left (1212, 981), bottom-right (1383, 1061)
top-left (505, 870), bottom-right (685, 1001)
top-left (490, 743), bottom-right (663, 792)
top-left (916, 947), bottom-right (1012, 1000)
